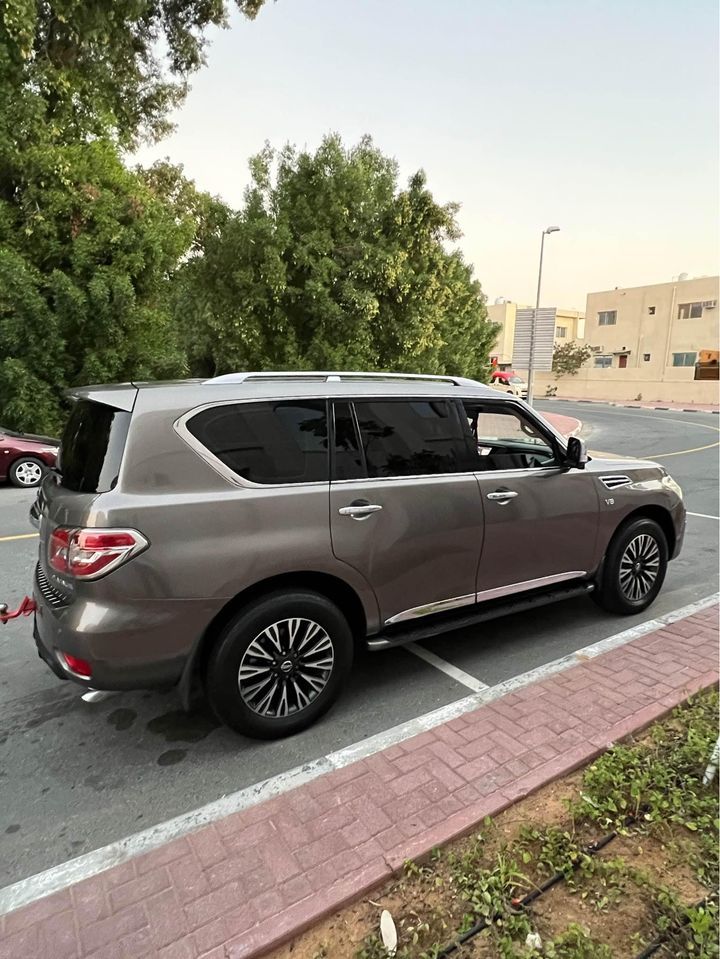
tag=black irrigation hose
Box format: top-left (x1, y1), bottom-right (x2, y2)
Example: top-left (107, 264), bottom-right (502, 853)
top-left (631, 897), bottom-right (713, 959)
top-left (434, 829), bottom-right (622, 957)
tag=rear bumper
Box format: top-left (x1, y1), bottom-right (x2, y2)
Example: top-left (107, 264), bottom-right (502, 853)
top-left (32, 574), bottom-right (217, 692)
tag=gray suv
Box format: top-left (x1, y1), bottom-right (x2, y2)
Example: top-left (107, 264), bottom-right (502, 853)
top-left (31, 372), bottom-right (685, 738)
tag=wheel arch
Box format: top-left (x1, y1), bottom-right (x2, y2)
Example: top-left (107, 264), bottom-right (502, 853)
top-left (598, 505), bottom-right (676, 574)
top-left (179, 571), bottom-right (368, 709)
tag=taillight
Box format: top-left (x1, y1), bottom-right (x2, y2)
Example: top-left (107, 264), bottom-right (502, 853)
top-left (48, 527), bottom-right (148, 579)
top-left (61, 652), bottom-right (92, 679)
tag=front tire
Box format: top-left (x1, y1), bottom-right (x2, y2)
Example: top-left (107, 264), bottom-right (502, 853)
top-left (9, 457), bottom-right (45, 488)
top-left (593, 517), bottom-right (668, 615)
top-left (205, 590), bottom-right (353, 738)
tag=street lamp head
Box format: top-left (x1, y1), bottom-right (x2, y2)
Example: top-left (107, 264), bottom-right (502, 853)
top-left (545, 225), bottom-right (561, 234)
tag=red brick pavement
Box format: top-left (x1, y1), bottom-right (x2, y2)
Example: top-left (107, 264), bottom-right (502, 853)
top-left (1, 604), bottom-right (717, 959)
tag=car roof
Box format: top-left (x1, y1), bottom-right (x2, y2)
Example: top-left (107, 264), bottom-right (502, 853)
top-left (69, 372), bottom-right (500, 404)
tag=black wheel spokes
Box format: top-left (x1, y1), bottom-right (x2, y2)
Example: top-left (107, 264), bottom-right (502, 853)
top-left (238, 618), bottom-right (334, 718)
top-left (619, 533), bottom-right (660, 601)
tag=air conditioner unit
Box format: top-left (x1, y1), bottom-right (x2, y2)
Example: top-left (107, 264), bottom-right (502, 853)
top-left (702, 300), bottom-right (717, 309)
top-left (590, 345), bottom-right (604, 353)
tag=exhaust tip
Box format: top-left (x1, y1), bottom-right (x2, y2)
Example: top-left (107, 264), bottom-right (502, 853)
top-left (81, 689), bottom-right (115, 704)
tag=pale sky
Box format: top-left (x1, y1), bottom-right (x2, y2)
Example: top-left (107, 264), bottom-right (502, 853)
top-left (134, 0), bottom-right (719, 310)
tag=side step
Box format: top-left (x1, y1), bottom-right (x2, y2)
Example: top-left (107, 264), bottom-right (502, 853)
top-left (366, 582), bottom-right (594, 651)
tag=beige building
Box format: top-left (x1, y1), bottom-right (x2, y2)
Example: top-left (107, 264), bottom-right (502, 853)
top-left (534, 275), bottom-right (719, 404)
top-left (488, 301), bottom-right (585, 368)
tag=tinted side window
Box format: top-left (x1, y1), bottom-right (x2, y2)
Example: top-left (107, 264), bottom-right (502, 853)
top-left (60, 401), bottom-right (131, 493)
top-left (353, 400), bottom-right (469, 478)
top-left (332, 402), bottom-right (365, 480)
top-left (187, 401), bottom-right (328, 484)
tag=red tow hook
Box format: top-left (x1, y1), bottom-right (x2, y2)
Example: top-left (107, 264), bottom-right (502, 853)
top-left (0, 595), bottom-right (37, 624)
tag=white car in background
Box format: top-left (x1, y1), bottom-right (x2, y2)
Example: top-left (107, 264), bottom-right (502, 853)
top-left (490, 370), bottom-right (528, 399)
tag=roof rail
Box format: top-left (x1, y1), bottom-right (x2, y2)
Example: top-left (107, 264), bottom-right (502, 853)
top-left (203, 371), bottom-right (482, 387)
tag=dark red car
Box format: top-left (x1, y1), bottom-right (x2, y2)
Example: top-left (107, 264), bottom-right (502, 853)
top-left (0, 426), bottom-right (59, 488)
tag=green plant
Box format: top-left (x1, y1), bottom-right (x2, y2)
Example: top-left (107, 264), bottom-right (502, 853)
top-left (542, 923), bottom-right (613, 958)
top-left (451, 848), bottom-right (529, 919)
top-left (552, 341), bottom-right (594, 379)
top-left (575, 691), bottom-right (720, 889)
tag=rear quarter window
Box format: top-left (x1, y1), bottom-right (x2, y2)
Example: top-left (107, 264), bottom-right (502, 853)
top-left (59, 401), bottom-right (131, 493)
top-left (186, 400), bottom-right (328, 485)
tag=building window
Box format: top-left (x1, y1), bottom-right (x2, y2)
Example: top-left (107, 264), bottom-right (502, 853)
top-left (594, 355), bottom-right (613, 369)
top-left (672, 352), bottom-right (697, 367)
top-left (555, 326), bottom-right (567, 338)
top-left (643, 353), bottom-right (651, 362)
top-left (678, 302), bottom-right (703, 319)
top-left (648, 306), bottom-right (656, 315)
top-left (598, 311), bottom-right (617, 326)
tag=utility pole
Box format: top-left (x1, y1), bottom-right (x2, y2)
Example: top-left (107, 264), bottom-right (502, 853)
top-left (526, 225), bottom-right (560, 405)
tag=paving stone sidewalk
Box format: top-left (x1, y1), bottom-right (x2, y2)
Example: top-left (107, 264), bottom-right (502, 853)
top-left (1, 604), bottom-right (717, 959)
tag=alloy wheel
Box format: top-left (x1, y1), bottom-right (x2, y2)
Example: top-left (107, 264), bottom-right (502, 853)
top-left (237, 618), bottom-right (335, 718)
top-left (15, 461), bottom-right (43, 486)
top-left (619, 533), bottom-right (661, 601)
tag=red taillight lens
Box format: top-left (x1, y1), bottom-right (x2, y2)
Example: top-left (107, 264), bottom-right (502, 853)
top-left (49, 527), bottom-right (71, 574)
top-left (61, 652), bottom-right (92, 679)
top-left (48, 527), bottom-right (147, 579)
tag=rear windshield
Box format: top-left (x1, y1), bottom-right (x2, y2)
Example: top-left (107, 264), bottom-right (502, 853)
top-left (59, 401), bottom-right (131, 493)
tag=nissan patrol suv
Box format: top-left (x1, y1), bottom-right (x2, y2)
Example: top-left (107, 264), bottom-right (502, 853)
top-left (30, 372), bottom-right (685, 738)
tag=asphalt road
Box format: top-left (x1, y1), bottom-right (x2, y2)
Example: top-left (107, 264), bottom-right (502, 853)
top-left (0, 401), bottom-right (718, 887)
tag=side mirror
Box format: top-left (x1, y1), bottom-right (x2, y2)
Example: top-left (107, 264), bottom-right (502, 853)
top-left (565, 436), bottom-right (588, 470)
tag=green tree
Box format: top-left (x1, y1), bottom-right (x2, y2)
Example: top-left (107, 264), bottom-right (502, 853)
top-left (0, 1), bottom-right (260, 432)
top-left (552, 340), bottom-right (593, 379)
top-left (0, 144), bottom-right (206, 433)
top-left (1, 1), bottom-right (265, 147)
top-left (176, 135), bottom-right (498, 380)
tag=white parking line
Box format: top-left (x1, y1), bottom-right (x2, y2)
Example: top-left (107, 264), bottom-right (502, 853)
top-left (687, 512), bottom-right (720, 521)
top-left (406, 642), bottom-right (489, 691)
top-left (0, 591), bottom-right (717, 917)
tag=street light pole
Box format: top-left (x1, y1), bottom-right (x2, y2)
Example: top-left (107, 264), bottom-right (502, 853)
top-left (526, 225), bottom-right (560, 406)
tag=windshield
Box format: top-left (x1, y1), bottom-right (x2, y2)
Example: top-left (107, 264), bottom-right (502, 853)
top-left (507, 376), bottom-right (525, 384)
top-left (59, 401), bottom-right (131, 493)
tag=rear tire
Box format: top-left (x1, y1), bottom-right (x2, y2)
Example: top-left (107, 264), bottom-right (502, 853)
top-left (9, 456), bottom-right (45, 488)
top-left (592, 517), bottom-right (668, 615)
top-left (205, 590), bottom-right (353, 739)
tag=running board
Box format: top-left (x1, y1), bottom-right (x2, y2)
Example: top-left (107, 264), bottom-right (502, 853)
top-left (366, 582), bottom-right (594, 651)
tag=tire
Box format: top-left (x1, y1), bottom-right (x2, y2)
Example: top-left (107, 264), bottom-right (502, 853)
top-left (9, 456), bottom-right (45, 488)
top-left (205, 590), bottom-right (354, 739)
top-left (592, 517), bottom-right (668, 615)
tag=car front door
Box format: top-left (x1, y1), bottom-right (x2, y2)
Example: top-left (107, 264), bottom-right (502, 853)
top-left (329, 398), bottom-right (484, 627)
top-left (461, 399), bottom-right (601, 598)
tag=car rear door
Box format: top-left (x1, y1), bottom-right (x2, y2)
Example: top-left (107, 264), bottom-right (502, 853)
top-left (460, 399), bottom-right (601, 598)
top-left (329, 397), bottom-right (484, 626)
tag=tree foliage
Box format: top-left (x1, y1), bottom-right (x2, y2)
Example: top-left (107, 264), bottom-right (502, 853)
top-left (175, 135), bottom-right (497, 380)
top-left (0, 0), bottom-right (247, 432)
top-left (1, 0), bottom-right (265, 147)
top-left (0, 145), bottom-right (206, 432)
top-left (552, 340), bottom-right (593, 379)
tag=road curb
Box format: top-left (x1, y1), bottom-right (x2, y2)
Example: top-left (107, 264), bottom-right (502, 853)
top-left (1, 601), bottom-right (717, 959)
top-left (543, 397), bottom-right (719, 414)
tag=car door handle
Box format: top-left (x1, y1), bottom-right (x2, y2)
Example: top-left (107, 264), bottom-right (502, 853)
top-left (338, 501), bottom-right (383, 520)
top-left (487, 490), bottom-right (519, 503)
